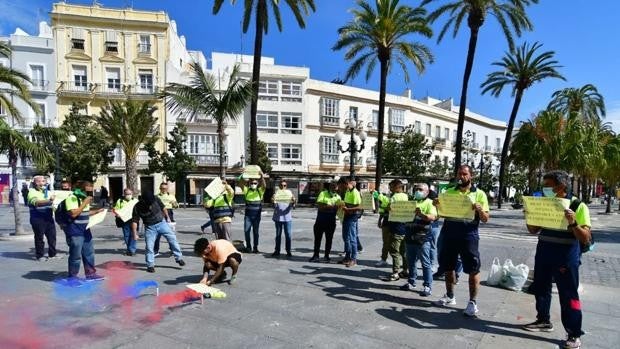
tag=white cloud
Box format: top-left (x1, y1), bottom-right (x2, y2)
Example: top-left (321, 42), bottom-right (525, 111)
top-left (607, 101), bottom-right (620, 134)
top-left (0, 0), bottom-right (47, 36)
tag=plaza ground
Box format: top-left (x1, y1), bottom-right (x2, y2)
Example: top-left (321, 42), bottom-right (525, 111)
top-left (0, 205), bottom-right (618, 349)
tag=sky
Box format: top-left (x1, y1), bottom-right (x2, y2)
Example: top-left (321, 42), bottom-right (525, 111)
top-left (2, 0), bottom-right (619, 132)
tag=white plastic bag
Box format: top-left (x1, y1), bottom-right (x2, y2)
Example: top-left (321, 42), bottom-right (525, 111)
top-left (486, 257), bottom-right (503, 286)
top-left (499, 259), bottom-right (529, 292)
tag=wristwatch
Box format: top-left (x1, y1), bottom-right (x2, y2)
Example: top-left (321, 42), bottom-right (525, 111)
top-left (568, 222), bottom-right (578, 228)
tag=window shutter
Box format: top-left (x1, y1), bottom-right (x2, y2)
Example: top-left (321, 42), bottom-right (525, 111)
top-left (105, 30), bottom-right (117, 42)
top-left (72, 28), bottom-right (85, 40)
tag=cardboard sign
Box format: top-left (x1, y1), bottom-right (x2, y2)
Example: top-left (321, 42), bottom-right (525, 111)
top-left (361, 192), bottom-right (375, 211)
top-left (337, 206), bottom-right (345, 221)
top-left (388, 201), bottom-right (417, 222)
top-left (186, 283), bottom-right (227, 298)
top-left (243, 165), bottom-right (262, 179)
top-left (204, 178), bottom-right (225, 199)
top-left (273, 189), bottom-right (293, 203)
top-left (52, 190), bottom-right (73, 209)
top-left (523, 196), bottom-right (570, 230)
top-left (86, 209), bottom-right (108, 229)
top-left (438, 193), bottom-right (475, 220)
top-left (114, 200), bottom-right (138, 222)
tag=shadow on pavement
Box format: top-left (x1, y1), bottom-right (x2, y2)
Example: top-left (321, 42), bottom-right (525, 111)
top-left (162, 274), bottom-right (203, 285)
top-left (1, 250), bottom-right (37, 261)
top-left (22, 269), bottom-right (66, 282)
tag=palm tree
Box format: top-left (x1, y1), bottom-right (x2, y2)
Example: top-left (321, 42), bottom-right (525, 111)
top-left (161, 63), bottom-right (253, 177)
top-left (95, 100), bottom-right (158, 192)
top-left (481, 42), bottom-right (564, 208)
top-left (0, 119), bottom-right (51, 235)
top-left (333, 0), bottom-right (434, 191)
top-left (213, 0), bottom-right (315, 165)
top-left (422, 0), bottom-right (538, 175)
top-left (509, 120), bottom-right (542, 192)
top-left (0, 42), bottom-right (40, 124)
top-left (548, 84), bottom-right (606, 122)
top-left (601, 134), bottom-right (620, 213)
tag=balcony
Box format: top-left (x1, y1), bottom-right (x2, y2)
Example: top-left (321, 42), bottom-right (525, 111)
top-left (320, 115), bottom-right (339, 127)
top-left (320, 154), bottom-right (339, 164)
top-left (471, 143), bottom-right (480, 149)
top-left (484, 145), bottom-right (492, 152)
top-left (191, 154), bottom-right (220, 166)
top-left (433, 137), bottom-right (447, 147)
top-left (19, 118), bottom-right (53, 129)
top-left (343, 156), bottom-right (362, 166)
top-left (58, 81), bottom-right (91, 96)
top-left (30, 79), bottom-right (50, 92)
top-left (494, 147), bottom-right (502, 153)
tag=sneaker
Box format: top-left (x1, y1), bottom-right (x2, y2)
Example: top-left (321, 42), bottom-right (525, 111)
top-left (154, 253), bottom-right (161, 257)
top-left (420, 286), bottom-right (432, 297)
top-left (147, 266), bottom-right (155, 273)
top-left (357, 248), bottom-right (364, 254)
top-left (215, 271), bottom-right (228, 283)
top-left (464, 300), bottom-right (479, 317)
top-left (36, 256), bottom-right (48, 262)
top-left (286, 252), bottom-right (293, 258)
top-left (435, 294), bottom-right (456, 306)
top-left (229, 275), bottom-right (237, 285)
top-left (387, 273), bottom-right (400, 281)
top-left (85, 273), bottom-right (106, 281)
top-left (398, 271), bottom-right (409, 279)
top-left (48, 255), bottom-right (64, 260)
top-left (176, 259), bottom-right (186, 267)
top-left (400, 282), bottom-right (416, 291)
top-left (309, 256), bottom-right (320, 263)
top-left (375, 260), bottom-right (389, 268)
top-left (123, 251), bottom-right (134, 256)
top-left (563, 336), bottom-right (581, 349)
top-left (242, 247), bottom-right (252, 253)
top-left (522, 320), bottom-right (554, 332)
top-left (454, 276), bottom-right (460, 285)
top-left (322, 257), bottom-right (332, 263)
top-left (271, 251), bottom-right (280, 258)
top-left (338, 258), bottom-right (350, 264)
top-left (346, 259), bottom-right (357, 267)
top-left (252, 248), bottom-right (259, 254)
top-left (433, 271), bottom-right (445, 280)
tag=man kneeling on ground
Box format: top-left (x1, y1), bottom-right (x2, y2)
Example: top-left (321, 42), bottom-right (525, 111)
top-left (194, 238), bottom-right (242, 286)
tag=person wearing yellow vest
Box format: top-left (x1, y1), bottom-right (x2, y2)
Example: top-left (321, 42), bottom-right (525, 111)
top-left (402, 183), bottom-right (438, 297)
top-left (338, 177), bottom-right (361, 267)
top-left (27, 175), bottom-right (57, 261)
top-left (154, 182), bottom-right (178, 256)
top-left (204, 179), bottom-right (235, 240)
top-left (64, 180), bottom-right (106, 280)
top-left (113, 188), bottom-right (139, 256)
top-left (434, 165), bottom-right (489, 318)
top-left (310, 182), bottom-right (341, 263)
top-left (238, 172), bottom-right (266, 253)
top-left (373, 187), bottom-right (392, 267)
top-left (385, 179), bottom-right (409, 281)
top-left (522, 170), bottom-right (591, 349)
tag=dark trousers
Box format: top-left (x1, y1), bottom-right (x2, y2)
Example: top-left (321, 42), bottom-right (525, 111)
top-left (168, 209), bottom-right (175, 222)
top-left (66, 234), bottom-right (96, 277)
top-left (31, 219), bottom-right (56, 258)
top-left (533, 242), bottom-right (584, 337)
top-left (244, 214), bottom-right (261, 250)
top-left (313, 219), bottom-right (336, 258)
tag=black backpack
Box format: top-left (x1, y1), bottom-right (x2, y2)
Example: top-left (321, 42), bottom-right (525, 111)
top-left (55, 197), bottom-right (80, 229)
top-left (569, 199), bottom-right (594, 253)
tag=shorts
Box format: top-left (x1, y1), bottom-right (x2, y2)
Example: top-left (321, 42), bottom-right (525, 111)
top-left (439, 236), bottom-right (480, 274)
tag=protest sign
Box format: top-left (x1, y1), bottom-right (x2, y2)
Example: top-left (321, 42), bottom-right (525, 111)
top-left (523, 196), bottom-right (570, 230)
top-left (388, 201), bottom-right (417, 222)
top-left (87, 209), bottom-right (108, 229)
top-left (438, 193), bottom-right (475, 220)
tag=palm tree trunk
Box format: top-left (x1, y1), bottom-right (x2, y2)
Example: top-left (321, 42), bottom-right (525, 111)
top-left (126, 156), bottom-right (138, 193)
top-left (580, 176), bottom-right (588, 202)
top-left (249, 0), bottom-right (266, 165)
top-left (374, 58), bottom-right (388, 192)
top-left (453, 25), bottom-right (481, 176)
top-left (497, 89), bottom-right (524, 209)
top-left (218, 123), bottom-right (225, 178)
top-left (11, 152), bottom-right (26, 235)
top-left (606, 187), bottom-right (612, 214)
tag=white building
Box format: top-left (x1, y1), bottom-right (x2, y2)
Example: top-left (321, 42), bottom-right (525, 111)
top-left (0, 22), bottom-right (57, 204)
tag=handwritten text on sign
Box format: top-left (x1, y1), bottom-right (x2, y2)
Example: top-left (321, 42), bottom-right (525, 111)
top-left (361, 192), bottom-right (375, 211)
top-left (523, 196), bottom-right (570, 230)
top-left (438, 193), bottom-right (475, 220)
top-left (388, 201), bottom-right (417, 222)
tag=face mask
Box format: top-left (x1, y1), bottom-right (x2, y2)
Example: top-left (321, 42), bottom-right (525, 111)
top-left (250, 184), bottom-right (258, 190)
top-left (457, 179), bottom-right (470, 188)
top-left (414, 191), bottom-right (426, 200)
top-left (542, 187), bottom-right (556, 198)
top-left (124, 195), bottom-right (132, 200)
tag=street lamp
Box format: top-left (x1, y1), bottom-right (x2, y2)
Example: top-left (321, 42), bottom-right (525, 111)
top-left (54, 134), bottom-right (76, 189)
top-left (335, 117), bottom-right (367, 180)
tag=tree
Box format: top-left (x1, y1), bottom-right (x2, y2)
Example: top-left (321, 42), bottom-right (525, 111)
top-left (145, 122), bottom-right (196, 182)
top-left (422, 0), bottom-right (538, 175)
top-left (95, 100), bottom-right (158, 192)
top-left (481, 41), bottom-right (564, 208)
top-left (548, 84), bottom-right (606, 122)
top-left (161, 63), bottom-right (253, 178)
top-left (246, 138), bottom-right (272, 174)
top-left (428, 157), bottom-right (450, 180)
top-left (382, 125), bottom-right (432, 182)
top-left (0, 119), bottom-right (49, 235)
top-left (509, 120), bottom-right (542, 192)
top-left (333, 0), bottom-right (434, 192)
top-left (600, 134), bottom-right (620, 213)
top-left (0, 42), bottom-right (40, 124)
top-left (213, 0), bottom-right (316, 165)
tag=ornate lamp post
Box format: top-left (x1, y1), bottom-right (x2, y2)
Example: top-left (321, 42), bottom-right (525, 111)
top-left (335, 117), bottom-right (367, 180)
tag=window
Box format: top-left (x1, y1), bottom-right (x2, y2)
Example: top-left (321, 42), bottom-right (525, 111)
top-left (472, 132), bottom-right (478, 148)
top-left (105, 67), bottom-right (121, 92)
top-left (453, 130), bottom-right (457, 143)
top-left (71, 28), bottom-right (85, 50)
top-left (35, 103), bottom-right (46, 126)
top-left (267, 143), bottom-right (279, 165)
top-left (496, 137), bottom-right (501, 152)
top-left (281, 112), bottom-right (302, 134)
top-left (444, 127), bottom-right (450, 141)
top-left (367, 146), bottom-right (377, 165)
top-left (0, 103), bottom-right (5, 116)
top-left (435, 125), bottom-right (441, 139)
top-left (321, 137), bottom-right (339, 163)
top-left (186, 134), bottom-right (219, 155)
top-left (257, 111), bottom-right (278, 133)
top-left (139, 35), bottom-right (151, 54)
top-left (321, 98), bottom-right (339, 126)
top-left (389, 108), bottom-right (405, 133)
top-left (425, 123), bottom-right (432, 137)
top-left (72, 65), bottom-right (88, 91)
top-left (484, 135), bottom-right (490, 151)
top-left (258, 79), bottom-right (278, 100)
top-left (30, 65), bottom-right (45, 90)
top-left (371, 110), bottom-right (379, 130)
top-left (415, 121), bottom-right (421, 134)
top-left (138, 69), bottom-right (154, 93)
top-left (349, 106), bottom-right (358, 121)
top-left (104, 30), bottom-right (118, 53)
top-left (443, 156), bottom-right (449, 166)
top-left (281, 144), bottom-right (302, 165)
top-left (281, 80), bottom-right (302, 102)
